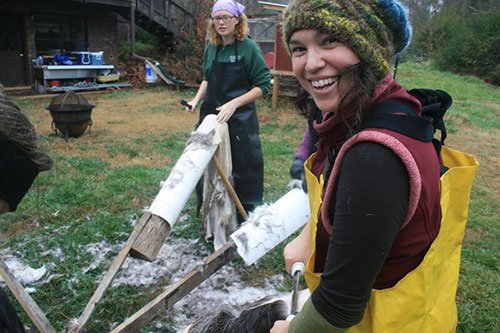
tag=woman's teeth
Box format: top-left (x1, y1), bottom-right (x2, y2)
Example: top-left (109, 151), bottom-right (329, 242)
top-left (311, 77), bottom-right (337, 88)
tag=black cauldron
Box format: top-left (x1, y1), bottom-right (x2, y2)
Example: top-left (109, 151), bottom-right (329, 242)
top-left (46, 91), bottom-right (95, 141)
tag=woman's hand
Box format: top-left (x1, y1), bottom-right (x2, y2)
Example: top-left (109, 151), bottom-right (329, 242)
top-left (283, 224), bottom-right (311, 274)
top-left (270, 320), bottom-right (290, 333)
top-left (216, 100), bottom-right (239, 123)
top-left (185, 98), bottom-right (198, 113)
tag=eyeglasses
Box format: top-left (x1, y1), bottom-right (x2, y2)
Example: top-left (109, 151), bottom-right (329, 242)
top-left (212, 15), bottom-right (235, 23)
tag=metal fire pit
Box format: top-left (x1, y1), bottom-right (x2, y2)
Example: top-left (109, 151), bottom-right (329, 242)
top-left (46, 91), bottom-right (95, 141)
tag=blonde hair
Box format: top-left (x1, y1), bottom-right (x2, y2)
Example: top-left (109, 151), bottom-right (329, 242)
top-left (208, 12), bottom-right (248, 46)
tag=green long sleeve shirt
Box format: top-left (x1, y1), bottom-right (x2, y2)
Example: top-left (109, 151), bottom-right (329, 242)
top-left (202, 37), bottom-right (272, 95)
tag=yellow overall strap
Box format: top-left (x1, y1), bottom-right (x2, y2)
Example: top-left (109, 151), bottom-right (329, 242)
top-left (303, 147), bottom-right (478, 332)
top-left (302, 153), bottom-right (324, 291)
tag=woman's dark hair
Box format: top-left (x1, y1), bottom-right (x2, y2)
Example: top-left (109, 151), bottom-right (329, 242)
top-left (294, 62), bottom-right (379, 136)
top-left (0, 84), bottom-right (53, 171)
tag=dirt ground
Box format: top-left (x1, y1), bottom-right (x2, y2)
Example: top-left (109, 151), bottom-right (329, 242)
top-left (27, 88), bottom-right (201, 167)
top-left (25, 88), bottom-right (305, 168)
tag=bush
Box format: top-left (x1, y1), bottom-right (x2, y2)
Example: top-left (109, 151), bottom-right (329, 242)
top-left (117, 27), bottom-right (165, 61)
top-left (419, 7), bottom-right (500, 85)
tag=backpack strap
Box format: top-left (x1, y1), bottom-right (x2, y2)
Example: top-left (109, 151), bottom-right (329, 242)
top-left (408, 89), bottom-right (451, 145)
top-left (362, 94), bottom-right (451, 175)
top-left (362, 99), bottom-right (434, 142)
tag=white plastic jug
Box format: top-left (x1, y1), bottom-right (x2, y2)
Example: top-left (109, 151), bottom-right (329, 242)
top-left (145, 63), bottom-right (158, 83)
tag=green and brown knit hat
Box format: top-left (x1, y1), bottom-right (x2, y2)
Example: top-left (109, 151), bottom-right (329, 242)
top-left (283, 0), bottom-right (412, 80)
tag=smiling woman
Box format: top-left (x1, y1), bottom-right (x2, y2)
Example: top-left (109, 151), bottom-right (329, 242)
top-left (270, 1), bottom-right (477, 332)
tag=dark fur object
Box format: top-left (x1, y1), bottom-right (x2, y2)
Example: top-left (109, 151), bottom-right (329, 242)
top-left (188, 299), bottom-right (288, 333)
top-left (0, 289), bottom-right (25, 333)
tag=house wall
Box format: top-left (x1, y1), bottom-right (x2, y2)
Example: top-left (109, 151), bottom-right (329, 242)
top-left (0, 1), bottom-right (120, 87)
top-left (87, 12), bottom-right (119, 64)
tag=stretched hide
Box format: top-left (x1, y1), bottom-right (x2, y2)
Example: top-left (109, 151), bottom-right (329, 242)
top-left (149, 115), bottom-right (228, 229)
top-left (202, 128), bottom-right (235, 250)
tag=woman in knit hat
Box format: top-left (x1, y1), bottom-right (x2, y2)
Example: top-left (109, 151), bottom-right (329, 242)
top-left (185, 0), bottom-right (271, 223)
top-left (0, 84), bottom-right (53, 331)
top-left (271, 1), bottom-right (452, 332)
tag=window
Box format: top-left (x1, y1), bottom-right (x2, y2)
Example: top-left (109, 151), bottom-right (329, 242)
top-left (34, 14), bottom-right (87, 56)
top-left (0, 13), bottom-right (22, 52)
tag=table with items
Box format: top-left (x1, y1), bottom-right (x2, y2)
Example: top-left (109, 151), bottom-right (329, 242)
top-left (33, 51), bottom-right (130, 93)
top-left (34, 65), bottom-right (118, 93)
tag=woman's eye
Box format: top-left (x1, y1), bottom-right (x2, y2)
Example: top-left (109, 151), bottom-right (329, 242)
top-left (291, 46), bottom-right (306, 55)
top-left (324, 37), bottom-right (338, 46)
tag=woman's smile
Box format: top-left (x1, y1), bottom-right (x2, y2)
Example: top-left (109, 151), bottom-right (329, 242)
top-left (290, 30), bottom-right (360, 113)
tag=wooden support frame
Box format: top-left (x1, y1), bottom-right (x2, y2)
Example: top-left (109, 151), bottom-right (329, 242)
top-left (111, 242), bottom-right (237, 332)
top-left (71, 212), bottom-right (167, 331)
top-left (71, 149), bottom-right (247, 331)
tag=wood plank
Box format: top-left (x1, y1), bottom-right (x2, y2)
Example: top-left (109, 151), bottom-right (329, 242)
top-left (272, 74), bottom-right (280, 112)
top-left (0, 258), bottom-right (56, 333)
top-left (3, 86), bottom-right (32, 91)
top-left (111, 243), bottom-right (238, 332)
top-left (72, 212), bottom-right (151, 332)
top-left (144, 59), bottom-right (175, 85)
top-left (130, 215), bottom-right (171, 261)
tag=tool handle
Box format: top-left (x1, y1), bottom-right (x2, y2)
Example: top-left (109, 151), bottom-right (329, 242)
top-left (180, 99), bottom-right (193, 110)
top-left (291, 262), bottom-right (305, 277)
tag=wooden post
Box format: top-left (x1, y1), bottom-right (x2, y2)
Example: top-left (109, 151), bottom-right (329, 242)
top-left (111, 243), bottom-right (238, 333)
top-left (0, 259), bottom-right (56, 333)
top-left (272, 73), bottom-right (280, 112)
top-left (130, 214), bottom-right (171, 261)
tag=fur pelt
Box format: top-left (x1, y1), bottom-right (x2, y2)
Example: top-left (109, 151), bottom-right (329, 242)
top-left (184, 299), bottom-right (288, 333)
top-left (201, 132), bottom-right (235, 250)
top-left (182, 289), bottom-right (310, 333)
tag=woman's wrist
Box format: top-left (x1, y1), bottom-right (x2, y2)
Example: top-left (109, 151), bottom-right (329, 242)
top-left (289, 298), bottom-right (347, 333)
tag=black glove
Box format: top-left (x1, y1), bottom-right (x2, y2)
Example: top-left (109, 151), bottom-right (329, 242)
top-left (290, 159), bottom-right (305, 180)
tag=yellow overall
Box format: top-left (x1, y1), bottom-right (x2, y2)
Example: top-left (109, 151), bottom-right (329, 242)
top-left (303, 146), bottom-right (478, 332)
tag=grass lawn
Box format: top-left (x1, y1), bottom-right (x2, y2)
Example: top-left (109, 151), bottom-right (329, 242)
top-left (2, 62), bottom-right (499, 332)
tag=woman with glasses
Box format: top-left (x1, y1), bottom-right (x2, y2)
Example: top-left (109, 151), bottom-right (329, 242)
top-left (185, 0), bottom-right (271, 222)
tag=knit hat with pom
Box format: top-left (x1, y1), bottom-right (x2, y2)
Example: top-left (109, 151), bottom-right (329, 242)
top-left (283, 0), bottom-right (412, 79)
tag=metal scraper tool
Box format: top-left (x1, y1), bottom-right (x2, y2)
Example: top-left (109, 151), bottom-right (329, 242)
top-left (290, 261), bottom-right (305, 316)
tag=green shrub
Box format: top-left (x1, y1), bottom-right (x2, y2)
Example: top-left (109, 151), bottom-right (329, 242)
top-left (419, 7), bottom-right (500, 85)
top-left (118, 27), bottom-right (165, 61)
